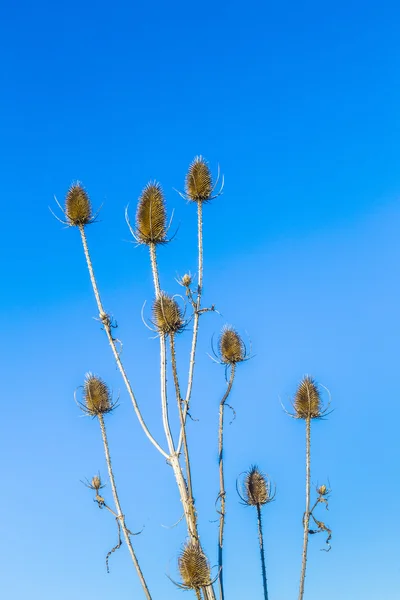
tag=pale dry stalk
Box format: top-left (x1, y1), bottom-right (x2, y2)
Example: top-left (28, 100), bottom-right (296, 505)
top-left (98, 414), bottom-right (152, 599)
top-left (257, 504), bottom-right (268, 600)
top-left (298, 416), bottom-right (311, 600)
top-left (217, 364), bottom-right (236, 600)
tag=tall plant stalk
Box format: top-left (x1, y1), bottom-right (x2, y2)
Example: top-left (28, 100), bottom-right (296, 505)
top-left (298, 417), bottom-right (311, 600)
top-left (98, 414), bottom-right (152, 599)
top-left (257, 504), bottom-right (268, 600)
top-left (217, 364), bottom-right (236, 600)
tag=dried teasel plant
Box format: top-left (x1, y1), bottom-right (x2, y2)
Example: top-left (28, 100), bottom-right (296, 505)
top-left (238, 466), bottom-right (275, 600)
top-left (53, 155), bottom-right (333, 599)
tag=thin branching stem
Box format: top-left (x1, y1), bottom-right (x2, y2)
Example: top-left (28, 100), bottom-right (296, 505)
top-left (170, 334), bottom-right (195, 517)
top-left (98, 414), bottom-right (152, 599)
top-left (299, 417), bottom-right (311, 600)
top-left (257, 504), bottom-right (268, 600)
top-left (218, 364), bottom-right (236, 600)
top-left (195, 589), bottom-right (203, 600)
top-left (78, 225), bottom-right (168, 459)
top-left (178, 200), bottom-right (203, 454)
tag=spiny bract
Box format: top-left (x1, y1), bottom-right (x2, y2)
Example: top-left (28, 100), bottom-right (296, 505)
top-left (185, 156), bottom-right (213, 202)
top-left (294, 375), bottom-right (322, 419)
top-left (136, 182), bottom-right (167, 244)
top-left (84, 374), bottom-right (112, 415)
top-left (152, 293), bottom-right (184, 334)
top-left (244, 466), bottom-right (269, 506)
top-left (178, 541), bottom-right (211, 590)
top-left (219, 326), bottom-right (245, 364)
top-left (65, 182), bottom-right (93, 226)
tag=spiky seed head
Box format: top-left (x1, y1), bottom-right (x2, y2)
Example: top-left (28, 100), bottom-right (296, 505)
top-left (219, 326), bottom-right (245, 364)
top-left (136, 182), bottom-right (167, 244)
top-left (65, 182), bottom-right (93, 226)
top-left (181, 273), bottom-right (192, 288)
top-left (91, 475), bottom-right (103, 490)
top-left (244, 466), bottom-right (269, 506)
top-left (84, 374), bottom-right (112, 416)
top-left (318, 484), bottom-right (328, 496)
top-left (153, 293), bottom-right (184, 335)
top-left (294, 376), bottom-right (322, 419)
top-left (185, 156), bottom-right (213, 202)
top-left (178, 541), bottom-right (211, 590)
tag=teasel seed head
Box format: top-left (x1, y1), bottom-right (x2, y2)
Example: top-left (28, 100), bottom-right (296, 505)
top-left (91, 475), bottom-right (103, 491)
top-left (244, 466), bottom-right (271, 507)
top-left (83, 373), bottom-right (113, 416)
top-left (181, 273), bottom-right (192, 288)
top-left (152, 292), bottom-right (184, 335)
top-left (318, 484), bottom-right (328, 496)
top-left (185, 156), bottom-right (213, 202)
top-left (219, 326), bottom-right (245, 364)
top-left (294, 375), bottom-right (322, 419)
top-left (65, 182), bottom-right (93, 226)
top-left (178, 541), bottom-right (211, 590)
top-left (136, 182), bottom-right (167, 244)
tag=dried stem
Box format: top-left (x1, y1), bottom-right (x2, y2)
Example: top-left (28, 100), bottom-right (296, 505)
top-left (298, 417), bottom-right (311, 600)
top-left (98, 414), bottom-right (151, 599)
top-left (257, 504), bottom-right (268, 600)
top-left (178, 200), bottom-right (203, 454)
top-left (78, 225), bottom-right (168, 459)
top-left (195, 589), bottom-right (203, 600)
top-left (217, 364), bottom-right (236, 600)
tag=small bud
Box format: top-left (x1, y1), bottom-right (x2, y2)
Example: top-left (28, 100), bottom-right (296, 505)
top-left (65, 182), bottom-right (93, 226)
top-left (84, 374), bottom-right (113, 416)
top-left (244, 466), bottom-right (271, 507)
top-left (185, 156), bottom-right (213, 202)
top-left (136, 182), bottom-right (167, 244)
top-left (318, 484), bottom-right (328, 496)
top-left (153, 293), bottom-right (184, 335)
top-left (219, 326), bottom-right (245, 364)
top-left (294, 376), bottom-right (322, 419)
top-left (91, 475), bottom-right (103, 491)
top-left (178, 541), bottom-right (211, 590)
top-left (181, 273), bottom-right (192, 288)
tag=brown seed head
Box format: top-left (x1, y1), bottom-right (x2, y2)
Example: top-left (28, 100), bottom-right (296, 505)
top-left (178, 541), bottom-right (211, 590)
top-left (244, 466), bottom-right (269, 506)
top-left (152, 293), bottom-right (184, 335)
top-left (91, 475), bottom-right (103, 490)
top-left (136, 182), bottom-right (167, 244)
top-left (294, 376), bottom-right (322, 419)
top-left (318, 484), bottom-right (328, 496)
top-left (181, 273), bottom-right (192, 288)
top-left (219, 326), bottom-right (245, 364)
top-left (185, 156), bottom-right (213, 202)
top-left (84, 374), bottom-right (112, 416)
top-left (65, 182), bottom-right (93, 226)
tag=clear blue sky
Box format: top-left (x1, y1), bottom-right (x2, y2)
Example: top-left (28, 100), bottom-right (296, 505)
top-left (1, 1), bottom-right (400, 598)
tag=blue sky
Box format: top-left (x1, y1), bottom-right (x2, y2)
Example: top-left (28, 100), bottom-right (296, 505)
top-left (1, 1), bottom-right (400, 598)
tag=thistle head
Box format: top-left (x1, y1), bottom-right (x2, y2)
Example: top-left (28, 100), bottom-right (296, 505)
top-left (82, 373), bottom-right (114, 416)
top-left (65, 182), bottom-right (93, 226)
top-left (219, 326), bottom-right (245, 364)
top-left (294, 376), bottom-right (322, 419)
top-left (185, 156), bottom-right (213, 202)
top-left (243, 466), bottom-right (272, 507)
top-left (152, 293), bottom-right (184, 335)
top-left (178, 541), bottom-right (211, 590)
top-left (135, 181), bottom-right (167, 244)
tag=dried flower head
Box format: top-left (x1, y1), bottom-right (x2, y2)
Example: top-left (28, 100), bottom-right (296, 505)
top-left (135, 182), bottom-right (167, 244)
top-left (317, 484), bottom-right (329, 496)
top-left (91, 475), bottom-right (103, 491)
top-left (185, 156), bottom-right (213, 202)
top-left (219, 326), bottom-right (245, 364)
top-left (178, 541), bottom-right (211, 590)
top-left (181, 273), bottom-right (192, 288)
top-left (65, 182), bottom-right (93, 226)
top-left (294, 376), bottom-right (322, 419)
top-left (243, 466), bottom-right (272, 507)
top-left (82, 373), bottom-right (114, 416)
top-left (152, 293), bottom-right (184, 335)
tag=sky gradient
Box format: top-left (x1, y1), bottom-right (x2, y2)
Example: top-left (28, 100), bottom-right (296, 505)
top-left (1, 1), bottom-right (400, 598)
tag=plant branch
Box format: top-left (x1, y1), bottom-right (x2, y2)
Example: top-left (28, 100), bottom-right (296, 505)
top-left (217, 364), bottom-right (236, 600)
top-left (98, 414), bottom-right (152, 599)
top-left (78, 225), bottom-right (168, 459)
top-left (257, 504), bottom-right (268, 600)
top-left (298, 417), bottom-right (311, 600)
